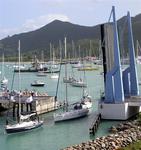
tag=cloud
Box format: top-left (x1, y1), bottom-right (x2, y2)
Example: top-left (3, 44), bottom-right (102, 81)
top-left (0, 13), bottom-right (70, 39)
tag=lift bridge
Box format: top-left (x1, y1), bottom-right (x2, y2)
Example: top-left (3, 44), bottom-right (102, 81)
top-left (98, 6), bottom-right (141, 120)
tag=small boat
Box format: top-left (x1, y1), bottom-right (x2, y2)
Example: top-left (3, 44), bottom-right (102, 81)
top-left (31, 80), bottom-right (45, 86)
top-left (70, 79), bottom-right (87, 87)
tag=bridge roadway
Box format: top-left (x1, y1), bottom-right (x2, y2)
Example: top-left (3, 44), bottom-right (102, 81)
top-left (125, 96), bottom-right (141, 106)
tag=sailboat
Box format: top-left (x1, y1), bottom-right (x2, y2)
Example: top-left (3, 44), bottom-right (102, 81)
top-left (50, 44), bottom-right (59, 79)
top-left (36, 51), bottom-right (47, 76)
top-left (73, 61), bottom-right (92, 110)
top-left (1, 53), bottom-right (8, 86)
top-left (70, 68), bottom-right (87, 87)
top-left (54, 37), bottom-right (89, 122)
top-left (63, 63), bottom-right (75, 83)
top-left (5, 40), bottom-right (43, 134)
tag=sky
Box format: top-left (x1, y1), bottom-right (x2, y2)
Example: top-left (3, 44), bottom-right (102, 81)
top-left (0, 0), bottom-right (141, 39)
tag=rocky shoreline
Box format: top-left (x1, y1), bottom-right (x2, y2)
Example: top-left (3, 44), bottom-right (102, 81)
top-left (63, 120), bottom-right (141, 150)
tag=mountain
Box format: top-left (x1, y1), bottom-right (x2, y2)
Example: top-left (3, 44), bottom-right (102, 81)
top-left (0, 20), bottom-right (100, 58)
top-left (0, 13), bottom-right (141, 60)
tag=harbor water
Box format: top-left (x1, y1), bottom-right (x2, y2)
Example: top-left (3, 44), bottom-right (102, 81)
top-left (0, 63), bottom-right (141, 150)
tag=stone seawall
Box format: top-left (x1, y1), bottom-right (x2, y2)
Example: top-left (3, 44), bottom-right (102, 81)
top-left (63, 121), bottom-right (141, 150)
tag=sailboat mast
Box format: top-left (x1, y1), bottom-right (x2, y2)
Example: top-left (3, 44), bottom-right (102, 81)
top-left (18, 40), bottom-right (21, 122)
top-left (2, 53), bottom-right (4, 79)
top-left (50, 43), bottom-right (52, 74)
top-left (59, 40), bottom-right (62, 63)
top-left (64, 37), bottom-right (68, 111)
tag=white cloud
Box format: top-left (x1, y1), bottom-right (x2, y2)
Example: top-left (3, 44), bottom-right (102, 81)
top-left (0, 14), bottom-right (70, 39)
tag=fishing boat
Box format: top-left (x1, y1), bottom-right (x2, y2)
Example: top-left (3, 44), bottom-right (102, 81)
top-left (31, 80), bottom-right (45, 86)
top-left (5, 40), bottom-right (43, 134)
top-left (54, 37), bottom-right (89, 122)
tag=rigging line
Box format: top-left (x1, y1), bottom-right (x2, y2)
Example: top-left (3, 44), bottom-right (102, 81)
top-left (11, 63), bottom-right (16, 91)
top-left (55, 40), bottom-right (62, 102)
top-left (108, 8), bottom-right (113, 23)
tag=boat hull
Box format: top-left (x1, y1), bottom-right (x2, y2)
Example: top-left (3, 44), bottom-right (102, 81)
top-left (31, 84), bottom-right (45, 86)
top-left (54, 109), bottom-right (89, 122)
top-left (6, 121), bottom-right (43, 134)
top-left (70, 82), bottom-right (87, 87)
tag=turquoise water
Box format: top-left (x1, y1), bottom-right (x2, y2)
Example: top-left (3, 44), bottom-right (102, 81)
top-left (0, 63), bottom-right (140, 150)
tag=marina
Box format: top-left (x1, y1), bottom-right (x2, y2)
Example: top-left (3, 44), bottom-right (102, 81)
top-left (0, 1), bottom-right (141, 149)
top-left (0, 61), bottom-right (141, 149)
top-left (0, 61), bottom-right (105, 149)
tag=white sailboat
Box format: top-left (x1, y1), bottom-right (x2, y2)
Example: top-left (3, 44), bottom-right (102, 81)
top-left (63, 63), bottom-right (75, 83)
top-left (5, 40), bottom-right (43, 134)
top-left (73, 63), bottom-right (92, 110)
top-left (54, 37), bottom-right (89, 122)
top-left (1, 53), bottom-right (8, 86)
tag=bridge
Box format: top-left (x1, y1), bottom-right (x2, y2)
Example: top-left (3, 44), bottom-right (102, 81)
top-left (125, 96), bottom-right (141, 107)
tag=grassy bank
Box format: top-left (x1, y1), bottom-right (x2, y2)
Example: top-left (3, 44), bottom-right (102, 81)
top-left (119, 140), bottom-right (141, 150)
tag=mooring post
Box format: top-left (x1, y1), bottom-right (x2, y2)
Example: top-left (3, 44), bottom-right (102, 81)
top-left (13, 103), bottom-right (16, 118)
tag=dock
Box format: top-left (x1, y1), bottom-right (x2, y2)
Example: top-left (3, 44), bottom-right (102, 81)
top-left (0, 95), bottom-right (59, 116)
top-left (89, 113), bottom-right (101, 135)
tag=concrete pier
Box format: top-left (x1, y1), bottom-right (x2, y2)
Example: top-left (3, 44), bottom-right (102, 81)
top-left (0, 95), bottom-right (57, 115)
top-left (89, 113), bottom-right (101, 135)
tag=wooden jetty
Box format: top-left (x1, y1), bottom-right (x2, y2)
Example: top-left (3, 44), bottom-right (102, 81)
top-left (89, 113), bottom-right (101, 135)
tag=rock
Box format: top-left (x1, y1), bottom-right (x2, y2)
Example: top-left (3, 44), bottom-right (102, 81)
top-left (63, 120), bottom-right (141, 150)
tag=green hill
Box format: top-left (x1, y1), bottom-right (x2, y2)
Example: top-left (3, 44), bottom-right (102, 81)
top-left (0, 13), bottom-right (141, 61)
